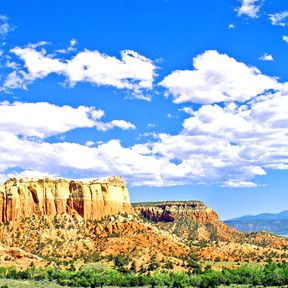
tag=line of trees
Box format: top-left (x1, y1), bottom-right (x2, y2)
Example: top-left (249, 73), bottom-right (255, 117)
top-left (1, 262), bottom-right (288, 287)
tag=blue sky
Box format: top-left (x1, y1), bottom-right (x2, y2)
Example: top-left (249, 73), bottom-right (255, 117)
top-left (1, 0), bottom-right (288, 219)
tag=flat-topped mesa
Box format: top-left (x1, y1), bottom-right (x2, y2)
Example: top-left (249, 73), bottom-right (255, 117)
top-left (133, 201), bottom-right (212, 222)
top-left (0, 176), bottom-right (133, 223)
top-left (134, 200), bottom-right (208, 210)
top-left (133, 201), bottom-right (243, 242)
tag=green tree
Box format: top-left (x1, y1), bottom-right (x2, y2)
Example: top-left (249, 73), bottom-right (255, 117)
top-left (130, 260), bottom-right (136, 272)
top-left (187, 254), bottom-right (201, 274)
top-left (147, 254), bottom-right (160, 271)
top-left (165, 260), bottom-right (174, 270)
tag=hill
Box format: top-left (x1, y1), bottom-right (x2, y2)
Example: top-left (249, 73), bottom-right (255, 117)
top-left (133, 201), bottom-right (288, 262)
top-left (225, 210), bottom-right (288, 236)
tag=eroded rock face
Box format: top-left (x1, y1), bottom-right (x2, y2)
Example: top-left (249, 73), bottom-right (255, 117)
top-left (133, 201), bottom-right (243, 242)
top-left (0, 176), bottom-right (133, 222)
top-left (134, 201), bottom-right (209, 223)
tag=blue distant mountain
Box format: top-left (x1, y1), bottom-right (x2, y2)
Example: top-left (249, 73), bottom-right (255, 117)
top-left (225, 211), bottom-right (288, 236)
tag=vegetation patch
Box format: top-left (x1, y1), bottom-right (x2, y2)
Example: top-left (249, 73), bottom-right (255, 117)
top-left (0, 262), bottom-right (287, 287)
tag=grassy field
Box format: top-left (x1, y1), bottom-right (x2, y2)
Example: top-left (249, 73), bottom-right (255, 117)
top-left (0, 279), bottom-right (69, 287)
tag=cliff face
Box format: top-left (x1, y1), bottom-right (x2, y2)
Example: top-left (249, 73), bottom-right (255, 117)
top-left (133, 201), bottom-right (243, 242)
top-left (134, 201), bottom-right (210, 222)
top-left (0, 176), bottom-right (133, 222)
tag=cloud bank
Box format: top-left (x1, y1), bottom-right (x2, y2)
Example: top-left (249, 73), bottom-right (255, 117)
top-left (1, 49), bottom-right (288, 188)
top-left (0, 101), bottom-right (135, 138)
top-left (160, 50), bottom-right (279, 104)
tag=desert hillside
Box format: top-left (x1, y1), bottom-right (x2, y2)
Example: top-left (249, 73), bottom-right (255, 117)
top-left (0, 177), bottom-right (287, 271)
top-left (133, 201), bottom-right (244, 242)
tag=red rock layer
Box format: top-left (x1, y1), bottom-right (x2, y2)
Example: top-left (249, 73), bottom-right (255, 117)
top-left (134, 201), bottom-right (243, 242)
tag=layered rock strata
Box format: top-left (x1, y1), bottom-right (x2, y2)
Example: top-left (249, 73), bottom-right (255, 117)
top-left (134, 201), bottom-right (210, 223)
top-left (0, 176), bottom-right (132, 222)
top-left (133, 201), bottom-right (243, 241)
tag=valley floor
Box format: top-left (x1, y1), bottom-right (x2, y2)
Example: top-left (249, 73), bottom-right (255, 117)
top-left (0, 279), bottom-right (287, 288)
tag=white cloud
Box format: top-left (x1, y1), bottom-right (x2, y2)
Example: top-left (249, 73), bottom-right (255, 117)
top-left (26, 41), bottom-right (49, 49)
top-left (222, 180), bottom-right (257, 188)
top-left (6, 47), bottom-right (156, 98)
top-left (0, 102), bottom-right (97, 138)
top-left (269, 11), bottom-right (288, 26)
top-left (85, 141), bottom-right (95, 147)
top-left (94, 120), bottom-right (135, 132)
top-left (56, 39), bottom-right (77, 54)
top-left (3, 71), bottom-right (27, 89)
top-left (155, 89), bottom-right (288, 184)
top-left (0, 15), bottom-right (14, 36)
top-left (0, 135), bottom-right (180, 186)
top-left (0, 101), bottom-right (135, 138)
top-left (65, 50), bottom-right (155, 91)
top-left (70, 39), bottom-right (77, 47)
top-left (2, 88), bottom-right (288, 187)
top-left (2, 51), bottom-right (288, 188)
top-left (236, 0), bottom-right (262, 18)
top-left (259, 53), bottom-right (273, 61)
top-left (182, 104), bottom-right (252, 138)
top-left (160, 50), bottom-right (279, 104)
top-left (283, 35), bottom-right (288, 43)
top-left (8, 47), bottom-right (65, 86)
top-left (7, 169), bottom-right (55, 179)
top-left (180, 107), bottom-right (194, 115)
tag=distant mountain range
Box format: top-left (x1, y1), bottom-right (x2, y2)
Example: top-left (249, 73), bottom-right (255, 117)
top-left (225, 210), bottom-right (288, 236)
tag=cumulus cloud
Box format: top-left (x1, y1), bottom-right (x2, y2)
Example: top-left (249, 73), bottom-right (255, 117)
top-left (0, 101), bottom-right (135, 138)
top-left (1, 50), bottom-right (288, 188)
top-left (236, 0), bottom-right (262, 18)
top-left (150, 87), bottom-right (288, 186)
top-left (160, 50), bottom-right (279, 104)
top-left (0, 135), bottom-right (180, 186)
top-left (2, 87), bottom-right (288, 187)
top-left (259, 53), bottom-right (273, 61)
top-left (5, 46), bottom-right (156, 98)
top-left (269, 11), bottom-right (288, 26)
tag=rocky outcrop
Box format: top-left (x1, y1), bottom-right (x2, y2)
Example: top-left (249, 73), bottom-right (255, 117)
top-left (134, 201), bottom-right (243, 242)
top-left (0, 176), bottom-right (133, 222)
top-left (0, 243), bottom-right (46, 268)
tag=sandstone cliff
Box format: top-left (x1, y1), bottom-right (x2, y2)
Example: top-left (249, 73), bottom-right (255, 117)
top-left (0, 176), bottom-right (133, 222)
top-left (0, 190), bottom-right (287, 268)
